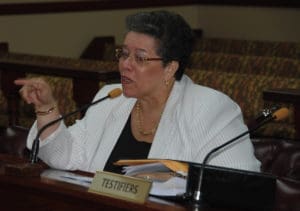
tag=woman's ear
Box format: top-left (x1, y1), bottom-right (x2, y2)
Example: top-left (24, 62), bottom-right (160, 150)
top-left (165, 61), bottom-right (179, 80)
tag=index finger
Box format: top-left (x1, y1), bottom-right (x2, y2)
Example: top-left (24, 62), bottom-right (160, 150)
top-left (14, 78), bottom-right (29, 86)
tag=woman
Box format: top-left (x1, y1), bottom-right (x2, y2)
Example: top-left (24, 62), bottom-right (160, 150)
top-left (15, 10), bottom-right (260, 173)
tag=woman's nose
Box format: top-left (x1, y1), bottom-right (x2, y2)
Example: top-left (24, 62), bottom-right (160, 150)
top-left (119, 59), bottom-right (132, 73)
top-left (120, 55), bottom-right (135, 70)
top-left (124, 54), bottom-right (136, 65)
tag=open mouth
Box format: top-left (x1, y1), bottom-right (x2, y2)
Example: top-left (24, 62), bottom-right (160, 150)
top-left (121, 76), bottom-right (133, 84)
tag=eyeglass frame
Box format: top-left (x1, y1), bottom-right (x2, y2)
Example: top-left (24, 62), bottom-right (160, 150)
top-left (115, 48), bottom-right (163, 65)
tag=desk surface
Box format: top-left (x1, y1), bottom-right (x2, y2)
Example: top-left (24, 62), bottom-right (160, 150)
top-left (0, 154), bottom-right (239, 211)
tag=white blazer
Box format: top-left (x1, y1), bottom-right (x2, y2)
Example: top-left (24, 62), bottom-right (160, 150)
top-left (27, 75), bottom-right (261, 173)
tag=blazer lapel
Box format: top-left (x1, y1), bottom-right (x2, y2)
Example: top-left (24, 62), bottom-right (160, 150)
top-left (89, 97), bottom-right (136, 171)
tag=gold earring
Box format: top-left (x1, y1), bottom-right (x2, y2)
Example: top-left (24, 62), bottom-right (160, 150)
top-left (164, 79), bottom-right (169, 86)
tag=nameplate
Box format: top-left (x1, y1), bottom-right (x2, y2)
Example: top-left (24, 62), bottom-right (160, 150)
top-left (88, 171), bottom-right (152, 204)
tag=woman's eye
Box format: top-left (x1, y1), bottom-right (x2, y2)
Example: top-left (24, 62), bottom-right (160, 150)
top-left (121, 51), bottom-right (130, 59)
top-left (135, 55), bottom-right (146, 63)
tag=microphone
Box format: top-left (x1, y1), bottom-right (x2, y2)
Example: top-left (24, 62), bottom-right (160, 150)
top-left (190, 107), bottom-right (289, 202)
top-left (30, 88), bottom-right (122, 164)
top-left (253, 105), bottom-right (280, 124)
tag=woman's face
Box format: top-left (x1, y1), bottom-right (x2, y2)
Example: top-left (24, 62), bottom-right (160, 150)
top-left (118, 31), bottom-right (168, 99)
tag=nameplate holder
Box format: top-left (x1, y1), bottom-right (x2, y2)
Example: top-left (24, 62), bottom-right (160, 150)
top-left (88, 171), bottom-right (152, 204)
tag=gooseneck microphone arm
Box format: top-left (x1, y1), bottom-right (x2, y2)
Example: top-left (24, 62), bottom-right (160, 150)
top-left (192, 107), bottom-right (289, 202)
top-left (30, 88), bottom-right (122, 164)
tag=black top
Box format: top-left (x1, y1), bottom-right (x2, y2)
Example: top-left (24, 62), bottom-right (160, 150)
top-left (103, 115), bottom-right (152, 174)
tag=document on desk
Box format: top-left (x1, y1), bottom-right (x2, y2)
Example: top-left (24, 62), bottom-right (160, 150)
top-left (120, 161), bottom-right (187, 197)
top-left (41, 164), bottom-right (187, 197)
top-left (41, 169), bottom-right (93, 188)
top-left (150, 176), bottom-right (186, 196)
top-left (115, 159), bottom-right (188, 173)
top-left (122, 162), bottom-right (170, 175)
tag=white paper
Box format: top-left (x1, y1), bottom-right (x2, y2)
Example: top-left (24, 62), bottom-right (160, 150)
top-left (122, 163), bottom-right (187, 196)
top-left (123, 162), bottom-right (170, 176)
top-left (150, 177), bottom-right (186, 196)
top-left (42, 168), bottom-right (187, 197)
top-left (41, 169), bottom-right (93, 188)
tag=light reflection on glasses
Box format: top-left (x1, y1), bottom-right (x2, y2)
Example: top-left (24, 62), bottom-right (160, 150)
top-left (115, 48), bottom-right (162, 66)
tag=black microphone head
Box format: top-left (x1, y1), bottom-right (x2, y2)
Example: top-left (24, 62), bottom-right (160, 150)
top-left (108, 88), bottom-right (122, 98)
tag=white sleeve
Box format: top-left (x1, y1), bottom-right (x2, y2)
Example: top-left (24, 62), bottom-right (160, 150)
top-left (190, 92), bottom-right (261, 172)
top-left (26, 116), bottom-right (88, 171)
top-left (26, 84), bottom-right (122, 171)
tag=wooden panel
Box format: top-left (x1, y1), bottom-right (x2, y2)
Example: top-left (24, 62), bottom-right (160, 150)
top-left (0, 52), bottom-right (120, 125)
top-left (0, 0), bottom-right (299, 15)
top-left (263, 89), bottom-right (300, 139)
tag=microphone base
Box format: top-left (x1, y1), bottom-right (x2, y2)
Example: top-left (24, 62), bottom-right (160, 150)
top-left (4, 163), bottom-right (44, 177)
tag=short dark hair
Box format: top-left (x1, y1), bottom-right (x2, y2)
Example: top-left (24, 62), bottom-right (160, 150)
top-left (125, 10), bottom-right (194, 80)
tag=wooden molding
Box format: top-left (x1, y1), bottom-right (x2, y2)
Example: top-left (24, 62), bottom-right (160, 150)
top-left (0, 0), bottom-right (299, 15)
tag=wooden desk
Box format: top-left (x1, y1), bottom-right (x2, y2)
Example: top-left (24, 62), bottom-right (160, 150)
top-left (0, 154), bottom-right (240, 211)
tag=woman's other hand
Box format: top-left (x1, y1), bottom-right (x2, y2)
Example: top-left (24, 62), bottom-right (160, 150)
top-left (14, 77), bottom-right (60, 139)
top-left (14, 77), bottom-right (56, 111)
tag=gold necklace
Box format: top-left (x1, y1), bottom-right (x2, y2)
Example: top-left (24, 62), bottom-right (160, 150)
top-left (135, 101), bottom-right (161, 136)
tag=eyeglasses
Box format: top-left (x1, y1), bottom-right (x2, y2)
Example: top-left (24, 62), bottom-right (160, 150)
top-left (115, 48), bottom-right (162, 66)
